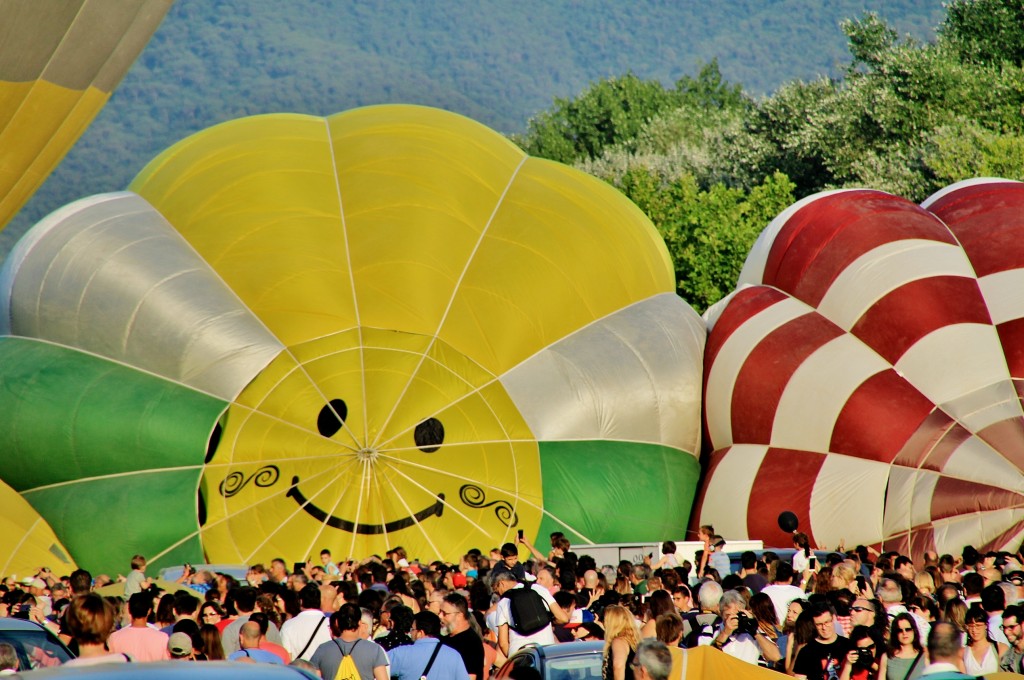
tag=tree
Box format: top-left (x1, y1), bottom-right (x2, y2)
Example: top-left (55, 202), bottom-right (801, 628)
top-left (514, 73), bottom-right (682, 163)
top-left (941, 0), bottom-right (1024, 66)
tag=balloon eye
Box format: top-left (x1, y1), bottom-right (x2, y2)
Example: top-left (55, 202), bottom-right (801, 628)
top-left (205, 422), bottom-right (223, 464)
top-left (414, 418), bottom-right (444, 453)
top-left (317, 399), bottom-right (348, 437)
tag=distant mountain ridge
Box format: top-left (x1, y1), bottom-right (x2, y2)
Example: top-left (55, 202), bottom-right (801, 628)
top-left (3, 0), bottom-right (945, 251)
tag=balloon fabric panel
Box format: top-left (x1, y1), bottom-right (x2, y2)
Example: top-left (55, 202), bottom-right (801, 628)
top-left (0, 0), bottom-right (172, 229)
top-left (699, 180), bottom-right (1024, 558)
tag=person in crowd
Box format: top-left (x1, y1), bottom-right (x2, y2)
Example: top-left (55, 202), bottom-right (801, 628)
top-left (777, 598), bottom-right (804, 665)
top-left (999, 604), bottom-right (1024, 673)
top-left (786, 610), bottom-right (817, 675)
top-left (885, 612), bottom-right (925, 680)
top-left (632, 639), bottom-right (672, 680)
top-left (250, 612), bottom-right (290, 663)
top-left (168, 632), bottom-right (196, 661)
top-left (793, 601), bottom-right (851, 680)
top-left (441, 593), bottom-right (484, 680)
top-left (492, 570), bottom-right (567, 656)
top-left (762, 562), bottom-right (805, 624)
top-left (281, 583), bottom-right (331, 661)
top-left (640, 591), bottom-right (673, 639)
top-left (0, 643), bottom-right (19, 675)
top-left (699, 589), bottom-right (781, 665)
top-left (920, 623), bottom-right (974, 679)
top-left (229, 620), bottom-right (284, 664)
top-left (962, 605), bottom-right (1006, 674)
top-left (198, 601), bottom-right (226, 629)
top-left (107, 591), bottom-right (169, 661)
top-left (223, 586), bottom-right (283, 656)
top-left (200, 624), bottom-right (226, 660)
top-left (377, 603), bottom-right (415, 651)
top-left (123, 555), bottom-right (150, 598)
top-left (839, 625), bottom-right (884, 680)
top-left (309, 603), bottom-right (389, 680)
top-left (654, 613), bottom-right (684, 680)
top-left (63, 594), bottom-right (130, 666)
top-left (602, 605), bottom-right (640, 680)
top-left (388, 611), bottom-right (469, 680)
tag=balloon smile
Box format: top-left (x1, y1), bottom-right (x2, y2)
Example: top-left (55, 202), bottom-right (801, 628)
top-left (286, 476), bottom-right (445, 534)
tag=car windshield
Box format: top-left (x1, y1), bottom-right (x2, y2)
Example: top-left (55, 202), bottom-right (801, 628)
top-left (545, 655), bottom-right (603, 680)
top-left (0, 628), bottom-right (72, 670)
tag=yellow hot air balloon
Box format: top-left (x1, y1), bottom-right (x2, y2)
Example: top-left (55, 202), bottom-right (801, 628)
top-left (0, 479), bottom-right (77, 579)
top-left (0, 106), bottom-right (704, 572)
top-left (0, 0), bottom-right (172, 229)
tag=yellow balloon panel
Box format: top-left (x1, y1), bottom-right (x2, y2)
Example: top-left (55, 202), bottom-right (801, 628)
top-left (132, 115), bottom-right (358, 346)
top-left (202, 326), bottom-right (541, 563)
top-left (0, 82), bottom-right (106, 228)
top-left (0, 480), bottom-right (77, 578)
top-left (439, 158), bottom-right (676, 374)
top-left (330, 106), bottom-right (526, 338)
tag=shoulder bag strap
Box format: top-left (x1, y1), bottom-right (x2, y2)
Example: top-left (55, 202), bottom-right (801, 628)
top-left (902, 651), bottom-right (922, 680)
top-left (419, 640), bottom-right (444, 680)
top-left (297, 616), bottom-right (326, 659)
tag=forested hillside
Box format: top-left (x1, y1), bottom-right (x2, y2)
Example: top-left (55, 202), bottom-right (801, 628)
top-left (3, 0), bottom-right (944, 251)
top-left (517, 0), bottom-right (1024, 309)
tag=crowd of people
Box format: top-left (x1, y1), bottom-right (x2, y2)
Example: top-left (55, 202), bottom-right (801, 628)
top-left (2, 526), bottom-right (1023, 680)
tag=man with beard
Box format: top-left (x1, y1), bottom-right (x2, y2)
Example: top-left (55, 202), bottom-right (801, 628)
top-left (440, 593), bottom-right (484, 680)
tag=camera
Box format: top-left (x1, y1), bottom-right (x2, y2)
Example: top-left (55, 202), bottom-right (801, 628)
top-left (855, 648), bottom-right (875, 666)
top-left (735, 612), bottom-right (759, 636)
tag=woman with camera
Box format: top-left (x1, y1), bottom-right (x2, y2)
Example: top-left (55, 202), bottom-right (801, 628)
top-left (839, 626), bottom-right (885, 680)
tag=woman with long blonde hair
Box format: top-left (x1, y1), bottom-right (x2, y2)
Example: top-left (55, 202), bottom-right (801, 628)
top-left (602, 604), bottom-right (640, 680)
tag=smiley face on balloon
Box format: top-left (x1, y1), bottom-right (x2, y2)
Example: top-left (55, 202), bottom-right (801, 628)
top-left (0, 105), bottom-right (705, 572)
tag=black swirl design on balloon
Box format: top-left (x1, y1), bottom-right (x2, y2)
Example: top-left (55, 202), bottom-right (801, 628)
top-left (459, 484), bottom-right (518, 527)
top-left (219, 465), bottom-right (281, 498)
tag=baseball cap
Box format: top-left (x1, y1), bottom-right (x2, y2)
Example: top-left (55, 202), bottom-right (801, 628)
top-left (168, 632), bottom-right (192, 657)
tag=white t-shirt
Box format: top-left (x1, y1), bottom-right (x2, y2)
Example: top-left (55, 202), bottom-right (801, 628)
top-left (494, 584), bottom-right (556, 655)
top-left (761, 584), bottom-right (805, 624)
top-left (698, 628), bottom-right (760, 664)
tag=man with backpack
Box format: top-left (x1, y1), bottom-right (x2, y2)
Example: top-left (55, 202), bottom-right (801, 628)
top-left (492, 571), bottom-right (569, 656)
top-left (310, 603), bottom-right (389, 680)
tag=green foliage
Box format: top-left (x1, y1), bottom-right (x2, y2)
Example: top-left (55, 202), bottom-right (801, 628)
top-left (515, 74), bottom-right (681, 164)
top-left (940, 0), bottom-right (1024, 66)
top-left (614, 169), bottom-right (795, 310)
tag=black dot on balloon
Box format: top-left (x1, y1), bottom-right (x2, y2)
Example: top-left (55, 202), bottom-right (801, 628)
top-left (414, 418), bottom-right (444, 453)
top-left (197, 489), bottom-right (207, 527)
top-left (317, 399), bottom-right (348, 438)
top-left (205, 422), bottom-right (223, 464)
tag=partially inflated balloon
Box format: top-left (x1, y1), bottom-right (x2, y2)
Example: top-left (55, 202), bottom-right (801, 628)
top-left (0, 105), bottom-right (704, 573)
top-left (0, 0), bottom-right (172, 229)
top-left (695, 179), bottom-right (1024, 558)
top-left (0, 479), bottom-right (77, 579)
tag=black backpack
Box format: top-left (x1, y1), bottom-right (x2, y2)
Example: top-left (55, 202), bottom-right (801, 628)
top-left (503, 583), bottom-right (553, 635)
top-left (681, 612), bottom-right (720, 649)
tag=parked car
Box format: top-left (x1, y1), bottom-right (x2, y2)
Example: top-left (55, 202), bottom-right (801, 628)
top-left (0, 618), bottom-right (74, 671)
top-left (494, 641), bottom-right (604, 680)
top-left (14, 660), bottom-right (316, 679)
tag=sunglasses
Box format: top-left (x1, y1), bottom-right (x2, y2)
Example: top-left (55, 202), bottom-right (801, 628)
top-left (898, 627), bottom-right (914, 632)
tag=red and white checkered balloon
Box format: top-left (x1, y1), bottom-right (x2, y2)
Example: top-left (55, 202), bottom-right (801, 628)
top-left (695, 178), bottom-right (1024, 558)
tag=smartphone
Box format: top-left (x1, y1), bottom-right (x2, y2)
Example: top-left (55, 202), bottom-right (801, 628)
top-left (293, 562), bottom-right (305, 574)
top-left (517, 529), bottom-right (524, 540)
top-left (809, 556), bottom-right (817, 569)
